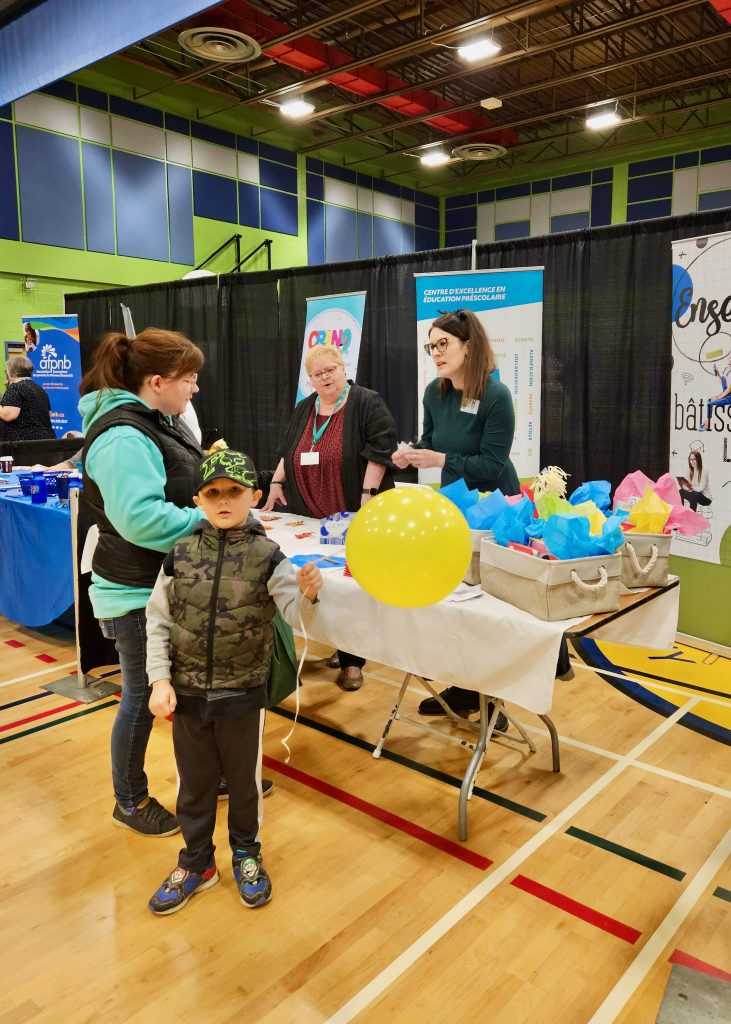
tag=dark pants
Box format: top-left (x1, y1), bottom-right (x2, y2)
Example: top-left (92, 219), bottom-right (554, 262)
top-left (173, 709), bottom-right (265, 874)
top-left (679, 488), bottom-right (711, 512)
top-left (337, 650), bottom-right (365, 669)
top-left (100, 609), bottom-right (152, 807)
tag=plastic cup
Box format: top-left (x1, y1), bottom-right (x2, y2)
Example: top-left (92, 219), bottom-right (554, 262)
top-left (30, 471), bottom-right (47, 504)
top-left (0, 456), bottom-right (13, 473)
top-left (56, 473), bottom-right (71, 503)
top-left (44, 473), bottom-right (58, 496)
top-left (17, 472), bottom-right (33, 496)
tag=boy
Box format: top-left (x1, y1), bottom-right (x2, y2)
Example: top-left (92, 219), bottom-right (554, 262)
top-left (145, 449), bottom-right (322, 915)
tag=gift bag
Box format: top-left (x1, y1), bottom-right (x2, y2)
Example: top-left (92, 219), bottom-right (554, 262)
top-left (267, 610), bottom-right (299, 708)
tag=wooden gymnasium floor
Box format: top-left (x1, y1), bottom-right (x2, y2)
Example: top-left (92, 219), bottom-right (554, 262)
top-left (2, 614), bottom-right (729, 1024)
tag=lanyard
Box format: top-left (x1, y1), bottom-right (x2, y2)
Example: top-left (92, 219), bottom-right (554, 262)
top-left (312, 384), bottom-right (350, 447)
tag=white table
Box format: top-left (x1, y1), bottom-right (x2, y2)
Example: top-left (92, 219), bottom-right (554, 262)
top-left (258, 511), bottom-right (680, 839)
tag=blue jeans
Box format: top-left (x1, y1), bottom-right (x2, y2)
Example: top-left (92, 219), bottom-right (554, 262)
top-left (99, 609), bottom-right (153, 807)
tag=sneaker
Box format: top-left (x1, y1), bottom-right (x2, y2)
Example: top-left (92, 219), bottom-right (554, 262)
top-left (418, 687), bottom-right (508, 731)
top-left (148, 859), bottom-right (219, 916)
top-left (112, 796), bottom-right (180, 836)
top-left (232, 850), bottom-right (272, 908)
top-left (218, 778), bottom-right (274, 801)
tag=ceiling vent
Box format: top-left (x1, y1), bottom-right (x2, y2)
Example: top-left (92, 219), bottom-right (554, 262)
top-left (178, 27), bottom-right (262, 63)
top-left (452, 143), bottom-right (507, 162)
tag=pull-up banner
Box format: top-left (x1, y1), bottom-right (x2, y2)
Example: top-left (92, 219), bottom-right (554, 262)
top-left (21, 314), bottom-right (82, 437)
top-left (296, 291), bottom-right (367, 404)
top-left (415, 269), bottom-right (543, 481)
top-left (671, 231), bottom-right (731, 566)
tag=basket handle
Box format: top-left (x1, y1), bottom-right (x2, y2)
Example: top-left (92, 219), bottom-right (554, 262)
top-left (570, 566), bottom-right (608, 592)
top-left (625, 540), bottom-right (659, 576)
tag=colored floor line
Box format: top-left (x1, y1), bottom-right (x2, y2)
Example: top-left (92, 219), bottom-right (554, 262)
top-left (0, 698), bottom-right (80, 732)
top-left (0, 691), bottom-right (49, 712)
top-left (565, 826), bottom-right (686, 881)
top-left (0, 700), bottom-right (117, 744)
top-left (262, 753), bottom-right (492, 871)
top-left (511, 874), bottom-right (642, 944)
top-left (713, 885), bottom-right (731, 902)
top-left (270, 705), bottom-right (546, 822)
top-left (598, 664), bottom-right (730, 701)
top-left (669, 948), bottom-right (731, 983)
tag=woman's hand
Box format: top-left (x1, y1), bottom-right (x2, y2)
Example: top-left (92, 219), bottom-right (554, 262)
top-left (261, 482), bottom-right (287, 512)
top-left (404, 448), bottom-right (446, 470)
top-left (297, 562), bottom-right (323, 601)
top-left (391, 447), bottom-right (413, 469)
top-left (149, 679), bottom-right (176, 718)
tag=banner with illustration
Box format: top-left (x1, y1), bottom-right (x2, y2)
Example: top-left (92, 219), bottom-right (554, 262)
top-left (414, 269), bottom-right (543, 482)
top-left (671, 231), bottom-right (731, 566)
top-left (20, 314), bottom-right (82, 437)
top-left (296, 291), bottom-right (366, 404)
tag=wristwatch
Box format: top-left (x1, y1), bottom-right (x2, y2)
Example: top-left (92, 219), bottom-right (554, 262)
top-left (362, 487), bottom-right (379, 495)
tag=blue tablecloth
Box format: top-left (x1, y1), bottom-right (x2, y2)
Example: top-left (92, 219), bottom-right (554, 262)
top-left (0, 473), bottom-right (74, 626)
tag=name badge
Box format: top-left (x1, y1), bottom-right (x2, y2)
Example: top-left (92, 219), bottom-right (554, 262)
top-left (461, 399), bottom-right (480, 415)
top-left (301, 451), bottom-right (320, 466)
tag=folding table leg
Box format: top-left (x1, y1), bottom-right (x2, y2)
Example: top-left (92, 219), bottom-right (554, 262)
top-left (538, 714), bottom-right (561, 772)
top-left (458, 693), bottom-right (497, 842)
top-left (372, 672), bottom-right (412, 759)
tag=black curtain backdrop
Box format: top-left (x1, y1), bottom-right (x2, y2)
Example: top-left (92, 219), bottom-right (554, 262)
top-left (66, 207), bottom-right (731, 485)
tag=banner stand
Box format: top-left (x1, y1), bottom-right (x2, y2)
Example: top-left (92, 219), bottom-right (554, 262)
top-left (42, 488), bottom-right (121, 703)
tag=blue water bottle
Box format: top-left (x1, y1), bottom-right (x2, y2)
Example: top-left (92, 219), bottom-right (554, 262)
top-left (30, 470), bottom-right (47, 504)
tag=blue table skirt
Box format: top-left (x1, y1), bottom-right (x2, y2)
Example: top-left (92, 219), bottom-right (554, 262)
top-left (0, 474), bottom-right (74, 627)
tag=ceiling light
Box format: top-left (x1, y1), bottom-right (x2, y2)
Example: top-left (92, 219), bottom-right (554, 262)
top-left (457, 38), bottom-right (501, 62)
top-left (480, 97), bottom-right (503, 111)
top-left (586, 106), bottom-right (621, 130)
top-left (280, 97), bottom-right (315, 119)
top-left (420, 149), bottom-right (451, 167)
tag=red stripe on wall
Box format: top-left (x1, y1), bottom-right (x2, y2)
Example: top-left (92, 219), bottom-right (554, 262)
top-left (263, 754), bottom-right (492, 871)
top-left (511, 874), bottom-right (642, 944)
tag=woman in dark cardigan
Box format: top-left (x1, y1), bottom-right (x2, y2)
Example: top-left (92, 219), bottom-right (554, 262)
top-left (262, 344), bottom-right (397, 691)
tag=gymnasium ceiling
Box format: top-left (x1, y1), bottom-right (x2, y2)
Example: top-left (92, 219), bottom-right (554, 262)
top-left (84, 0), bottom-right (731, 191)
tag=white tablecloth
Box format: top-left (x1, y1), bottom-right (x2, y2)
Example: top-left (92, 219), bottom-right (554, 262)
top-left (258, 512), bottom-right (679, 715)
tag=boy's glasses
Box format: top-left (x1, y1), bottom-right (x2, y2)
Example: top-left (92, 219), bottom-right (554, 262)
top-left (423, 338), bottom-right (452, 356)
top-left (310, 367), bottom-right (339, 382)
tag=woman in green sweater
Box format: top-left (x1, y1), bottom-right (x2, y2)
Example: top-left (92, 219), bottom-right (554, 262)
top-left (392, 308), bottom-right (519, 719)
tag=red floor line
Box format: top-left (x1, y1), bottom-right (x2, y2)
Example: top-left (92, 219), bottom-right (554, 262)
top-left (263, 754), bottom-right (492, 871)
top-left (669, 948), bottom-right (731, 982)
top-left (511, 874), bottom-right (642, 944)
top-left (35, 654), bottom-right (58, 664)
top-left (4, 639), bottom-right (25, 648)
top-left (0, 699), bottom-right (81, 732)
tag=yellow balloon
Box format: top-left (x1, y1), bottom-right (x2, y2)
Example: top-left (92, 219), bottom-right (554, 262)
top-left (345, 487), bottom-right (471, 608)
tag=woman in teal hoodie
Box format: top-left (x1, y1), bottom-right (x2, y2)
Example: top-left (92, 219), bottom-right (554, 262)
top-left (79, 328), bottom-right (205, 837)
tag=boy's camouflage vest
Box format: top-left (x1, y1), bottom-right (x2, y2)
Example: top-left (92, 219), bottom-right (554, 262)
top-left (168, 523), bottom-right (278, 692)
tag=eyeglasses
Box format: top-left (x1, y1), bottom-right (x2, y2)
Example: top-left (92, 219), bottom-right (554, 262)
top-left (423, 338), bottom-right (453, 356)
top-left (310, 367), bottom-right (339, 382)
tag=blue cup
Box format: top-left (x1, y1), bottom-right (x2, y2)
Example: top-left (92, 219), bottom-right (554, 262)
top-left (56, 473), bottom-right (71, 502)
top-left (44, 472), bottom-right (58, 496)
top-left (18, 472), bottom-right (33, 497)
top-left (30, 470), bottom-right (47, 504)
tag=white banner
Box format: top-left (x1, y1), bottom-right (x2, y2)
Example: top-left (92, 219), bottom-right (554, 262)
top-left (295, 291), bottom-right (366, 404)
top-left (671, 231), bottom-right (731, 565)
top-left (414, 269), bottom-right (543, 481)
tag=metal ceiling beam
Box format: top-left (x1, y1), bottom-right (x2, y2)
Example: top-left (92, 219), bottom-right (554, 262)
top-left (196, 0), bottom-right (571, 119)
top-left (298, 24), bottom-right (731, 154)
top-left (279, 0), bottom-right (706, 136)
top-left (351, 64), bottom-right (731, 169)
top-left (133, 0), bottom-right (393, 101)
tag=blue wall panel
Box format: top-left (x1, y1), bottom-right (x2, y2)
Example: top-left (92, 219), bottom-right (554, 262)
top-left (494, 220), bottom-right (530, 241)
top-left (446, 193), bottom-right (476, 209)
top-left (113, 150), bottom-right (168, 261)
top-left (590, 182), bottom-right (612, 227)
top-left (17, 126), bottom-right (84, 249)
top-left (78, 86), bottom-right (107, 111)
top-left (445, 206), bottom-right (477, 231)
top-left (259, 142), bottom-right (296, 167)
top-left (357, 212), bottom-right (372, 259)
top-left (260, 188), bottom-right (298, 235)
top-left (373, 215), bottom-right (401, 257)
top-left (167, 163), bottom-right (194, 265)
top-left (628, 156), bottom-right (672, 176)
top-left (627, 172), bottom-right (673, 203)
top-left (110, 95), bottom-right (163, 127)
top-left (698, 190), bottom-right (731, 211)
top-left (190, 122), bottom-right (235, 149)
top-left (325, 204), bottom-right (358, 262)
top-left (82, 142), bottom-right (114, 254)
top-left (238, 181), bottom-right (259, 229)
top-left (260, 159), bottom-right (297, 194)
top-left (307, 200), bottom-right (324, 265)
top-left (193, 170), bottom-right (237, 224)
top-left (551, 211), bottom-right (590, 233)
top-left (415, 227), bottom-right (439, 251)
top-left (0, 121), bottom-right (19, 240)
top-left (306, 173), bottom-right (324, 200)
top-left (415, 204), bottom-right (439, 230)
top-left (445, 227), bottom-right (475, 247)
top-left (400, 221), bottom-right (414, 254)
top-left (675, 151), bottom-right (699, 169)
top-left (626, 198), bottom-right (672, 221)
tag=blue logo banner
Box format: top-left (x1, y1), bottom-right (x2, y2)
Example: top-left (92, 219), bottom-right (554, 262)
top-left (22, 314), bottom-right (82, 437)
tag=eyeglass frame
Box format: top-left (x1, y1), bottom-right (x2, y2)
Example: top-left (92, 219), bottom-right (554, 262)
top-left (309, 366), bottom-right (341, 382)
top-left (423, 337), bottom-right (455, 356)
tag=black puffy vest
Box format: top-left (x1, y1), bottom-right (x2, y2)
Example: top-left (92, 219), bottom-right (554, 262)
top-left (82, 403), bottom-right (203, 588)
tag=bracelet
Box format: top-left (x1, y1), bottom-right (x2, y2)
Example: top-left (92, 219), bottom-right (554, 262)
top-left (271, 480), bottom-right (285, 487)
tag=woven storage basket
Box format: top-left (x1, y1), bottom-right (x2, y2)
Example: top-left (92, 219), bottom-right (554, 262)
top-left (464, 529), bottom-right (493, 584)
top-left (480, 540), bottom-right (621, 621)
top-left (621, 532), bottom-right (671, 589)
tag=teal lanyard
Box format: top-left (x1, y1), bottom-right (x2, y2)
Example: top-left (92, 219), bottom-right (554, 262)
top-left (312, 385), bottom-right (350, 447)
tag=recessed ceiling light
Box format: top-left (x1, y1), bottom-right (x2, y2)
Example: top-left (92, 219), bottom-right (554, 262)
top-left (280, 97), bottom-right (315, 118)
top-left (420, 149), bottom-right (451, 167)
top-left (586, 107), bottom-right (621, 129)
top-left (457, 38), bottom-right (501, 62)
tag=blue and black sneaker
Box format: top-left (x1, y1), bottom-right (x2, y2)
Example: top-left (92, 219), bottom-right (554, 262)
top-left (148, 859), bottom-right (219, 916)
top-left (232, 850), bottom-right (272, 908)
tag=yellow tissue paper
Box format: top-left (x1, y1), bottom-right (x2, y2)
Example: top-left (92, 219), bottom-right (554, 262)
top-left (571, 501), bottom-right (606, 536)
top-left (536, 493), bottom-right (573, 520)
top-left (628, 486), bottom-right (672, 534)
